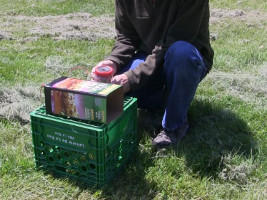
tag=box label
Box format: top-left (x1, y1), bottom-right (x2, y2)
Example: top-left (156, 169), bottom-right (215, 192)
top-left (51, 90), bottom-right (106, 122)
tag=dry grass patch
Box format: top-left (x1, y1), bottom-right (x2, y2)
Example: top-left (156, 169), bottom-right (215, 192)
top-left (0, 85), bottom-right (41, 123)
top-left (0, 13), bottom-right (115, 41)
top-left (205, 65), bottom-right (267, 110)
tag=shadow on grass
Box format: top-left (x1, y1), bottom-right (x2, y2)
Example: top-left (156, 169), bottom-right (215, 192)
top-left (98, 146), bottom-right (158, 199)
top-left (95, 98), bottom-right (258, 199)
top-left (177, 99), bottom-right (258, 177)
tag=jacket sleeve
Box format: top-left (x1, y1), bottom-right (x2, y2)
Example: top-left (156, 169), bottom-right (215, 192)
top-left (125, 0), bottom-right (210, 91)
top-left (105, 0), bottom-right (141, 70)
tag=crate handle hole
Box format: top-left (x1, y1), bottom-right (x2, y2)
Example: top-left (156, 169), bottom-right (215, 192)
top-left (64, 152), bottom-right (70, 157)
top-left (81, 166), bottom-right (87, 171)
top-left (90, 164), bottom-right (96, 169)
top-left (49, 157), bottom-right (54, 162)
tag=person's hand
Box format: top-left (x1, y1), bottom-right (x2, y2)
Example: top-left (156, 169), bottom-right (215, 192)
top-left (111, 74), bottom-right (131, 93)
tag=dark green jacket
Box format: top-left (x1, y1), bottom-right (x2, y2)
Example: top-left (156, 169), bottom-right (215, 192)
top-left (106, 0), bottom-right (214, 90)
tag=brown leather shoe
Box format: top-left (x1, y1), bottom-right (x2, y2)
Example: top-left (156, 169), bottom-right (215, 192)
top-left (152, 130), bottom-right (178, 147)
top-left (152, 122), bottom-right (189, 148)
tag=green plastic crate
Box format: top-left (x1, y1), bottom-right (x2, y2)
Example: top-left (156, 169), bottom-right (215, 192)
top-left (30, 97), bottom-right (137, 187)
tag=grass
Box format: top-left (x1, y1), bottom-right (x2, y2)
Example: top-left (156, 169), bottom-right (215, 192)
top-left (0, 0), bottom-right (115, 16)
top-left (0, 0), bottom-right (266, 199)
top-left (211, 0), bottom-right (267, 11)
top-left (211, 19), bottom-right (267, 72)
top-left (0, 38), bottom-right (115, 85)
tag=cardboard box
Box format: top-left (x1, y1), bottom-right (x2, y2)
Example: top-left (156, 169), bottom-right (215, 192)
top-left (44, 77), bottom-right (124, 123)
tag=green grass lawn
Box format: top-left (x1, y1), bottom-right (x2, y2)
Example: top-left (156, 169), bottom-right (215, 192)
top-left (0, 0), bottom-right (266, 199)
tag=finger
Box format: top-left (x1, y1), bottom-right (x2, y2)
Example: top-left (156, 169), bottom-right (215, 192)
top-left (111, 76), bottom-right (121, 84)
top-left (111, 77), bottom-right (118, 84)
top-left (100, 60), bottom-right (113, 66)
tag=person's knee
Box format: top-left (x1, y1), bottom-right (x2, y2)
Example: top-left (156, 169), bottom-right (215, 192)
top-left (165, 41), bottom-right (203, 73)
top-left (164, 41), bottom-right (190, 74)
top-left (166, 41), bottom-right (194, 60)
top-left (164, 41), bottom-right (207, 84)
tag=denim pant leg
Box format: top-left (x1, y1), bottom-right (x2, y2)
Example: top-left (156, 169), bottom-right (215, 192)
top-left (162, 41), bottom-right (207, 132)
top-left (116, 53), bottom-right (165, 109)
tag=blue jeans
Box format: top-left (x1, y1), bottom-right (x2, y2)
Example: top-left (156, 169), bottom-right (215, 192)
top-left (117, 41), bottom-right (207, 132)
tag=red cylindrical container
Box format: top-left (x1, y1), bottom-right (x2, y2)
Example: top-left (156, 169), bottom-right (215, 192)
top-left (92, 65), bottom-right (113, 83)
